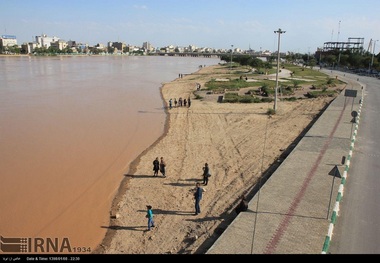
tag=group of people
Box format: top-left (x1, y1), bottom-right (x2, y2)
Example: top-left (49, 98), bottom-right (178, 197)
top-left (146, 159), bottom-right (248, 230)
top-left (168, 97), bottom-right (191, 109)
top-left (153, 157), bottom-right (166, 177)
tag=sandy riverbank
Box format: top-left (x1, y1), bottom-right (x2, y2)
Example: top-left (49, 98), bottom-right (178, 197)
top-left (94, 64), bottom-right (340, 254)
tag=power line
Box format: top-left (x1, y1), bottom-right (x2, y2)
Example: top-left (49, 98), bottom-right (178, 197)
top-left (251, 106), bottom-right (272, 254)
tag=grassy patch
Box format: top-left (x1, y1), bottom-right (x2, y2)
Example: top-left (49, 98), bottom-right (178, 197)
top-left (306, 89), bottom-right (338, 98)
top-left (198, 63), bottom-right (344, 104)
top-left (206, 79), bottom-right (258, 91)
top-left (223, 93), bottom-right (274, 103)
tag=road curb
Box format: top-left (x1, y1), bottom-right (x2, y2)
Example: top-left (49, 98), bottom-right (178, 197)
top-left (321, 87), bottom-right (364, 254)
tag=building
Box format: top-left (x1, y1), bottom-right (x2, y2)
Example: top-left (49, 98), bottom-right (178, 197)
top-left (143, 42), bottom-right (155, 53)
top-left (50, 39), bottom-right (67, 50)
top-left (0, 35), bottom-right (17, 50)
top-left (35, 34), bottom-right (60, 49)
top-left (25, 42), bottom-right (39, 54)
top-left (109, 42), bottom-right (126, 53)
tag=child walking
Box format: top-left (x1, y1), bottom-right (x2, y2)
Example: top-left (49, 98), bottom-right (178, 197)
top-left (146, 205), bottom-right (155, 231)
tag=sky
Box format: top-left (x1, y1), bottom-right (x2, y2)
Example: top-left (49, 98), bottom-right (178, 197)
top-left (1, 0), bottom-right (380, 54)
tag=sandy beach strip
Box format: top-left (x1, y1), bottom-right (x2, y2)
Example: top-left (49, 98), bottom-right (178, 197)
top-left (95, 64), bottom-right (336, 254)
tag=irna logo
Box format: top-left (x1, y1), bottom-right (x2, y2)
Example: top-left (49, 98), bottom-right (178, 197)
top-left (0, 236), bottom-right (72, 253)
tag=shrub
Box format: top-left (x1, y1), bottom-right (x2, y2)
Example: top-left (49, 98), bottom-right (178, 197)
top-left (267, 108), bottom-right (276, 115)
top-left (326, 77), bottom-right (334, 85)
top-left (193, 93), bottom-right (203, 100)
top-left (261, 97), bottom-right (274, 103)
top-left (284, 97), bottom-right (297, 101)
top-left (239, 98), bottom-right (251, 103)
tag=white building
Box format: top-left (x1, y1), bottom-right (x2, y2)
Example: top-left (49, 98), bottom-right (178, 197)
top-left (35, 34), bottom-right (60, 48)
top-left (0, 35), bottom-right (17, 48)
top-left (26, 42), bottom-right (39, 54)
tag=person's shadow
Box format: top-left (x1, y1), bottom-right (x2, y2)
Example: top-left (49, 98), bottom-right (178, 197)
top-left (100, 225), bottom-right (146, 232)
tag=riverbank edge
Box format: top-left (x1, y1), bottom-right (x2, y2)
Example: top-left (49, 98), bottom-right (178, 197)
top-left (92, 68), bottom-right (198, 253)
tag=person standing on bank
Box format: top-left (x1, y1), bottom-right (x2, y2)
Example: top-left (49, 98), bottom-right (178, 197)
top-left (160, 157), bottom-right (166, 177)
top-left (169, 98), bottom-right (173, 109)
top-left (146, 205), bottom-right (155, 231)
top-left (153, 157), bottom-right (160, 177)
top-left (202, 163), bottom-right (210, 185)
top-left (194, 182), bottom-right (205, 215)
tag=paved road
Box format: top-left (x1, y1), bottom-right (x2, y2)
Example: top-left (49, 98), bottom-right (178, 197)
top-left (206, 70), bottom-right (364, 254)
top-left (328, 74), bottom-right (380, 254)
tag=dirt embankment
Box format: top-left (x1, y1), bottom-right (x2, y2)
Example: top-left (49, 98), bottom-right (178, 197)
top-left (95, 65), bottom-right (341, 254)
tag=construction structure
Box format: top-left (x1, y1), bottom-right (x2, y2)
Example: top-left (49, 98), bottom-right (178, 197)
top-left (323, 37), bottom-right (365, 53)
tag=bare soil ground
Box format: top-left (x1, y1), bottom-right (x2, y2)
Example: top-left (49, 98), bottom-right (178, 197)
top-left (94, 65), bottom-right (344, 254)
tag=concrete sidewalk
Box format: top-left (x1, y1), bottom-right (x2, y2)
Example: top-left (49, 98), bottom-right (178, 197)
top-left (207, 72), bottom-right (363, 254)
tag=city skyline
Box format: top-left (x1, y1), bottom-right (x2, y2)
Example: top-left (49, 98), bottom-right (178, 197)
top-left (2, 0), bottom-right (380, 54)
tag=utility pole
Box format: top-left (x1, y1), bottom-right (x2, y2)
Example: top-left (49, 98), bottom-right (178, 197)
top-left (371, 40), bottom-right (378, 71)
top-left (337, 20), bottom-right (341, 69)
top-left (337, 20), bottom-right (341, 42)
top-left (274, 29), bottom-right (285, 112)
top-left (230, 44), bottom-right (234, 71)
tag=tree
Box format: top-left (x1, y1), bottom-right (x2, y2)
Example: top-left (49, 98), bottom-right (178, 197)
top-left (308, 58), bottom-right (317, 69)
top-left (4, 44), bottom-right (21, 54)
top-left (325, 54), bottom-right (337, 67)
top-left (47, 46), bottom-right (59, 54)
top-left (347, 53), bottom-right (363, 69)
top-left (263, 62), bottom-right (272, 74)
top-left (250, 58), bottom-right (264, 68)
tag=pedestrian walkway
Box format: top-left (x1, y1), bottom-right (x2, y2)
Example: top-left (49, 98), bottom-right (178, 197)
top-left (207, 72), bottom-right (363, 254)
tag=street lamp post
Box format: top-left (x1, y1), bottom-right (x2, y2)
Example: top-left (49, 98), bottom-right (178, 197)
top-left (371, 40), bottom-right (378, 71)
top-left (230, 44), bottom-right (234, 71)
top-left (274, 28), bottom-right (285, 112)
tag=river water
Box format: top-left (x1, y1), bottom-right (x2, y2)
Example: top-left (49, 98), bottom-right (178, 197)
top-left (0, 55), bottom-right (219, 253)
